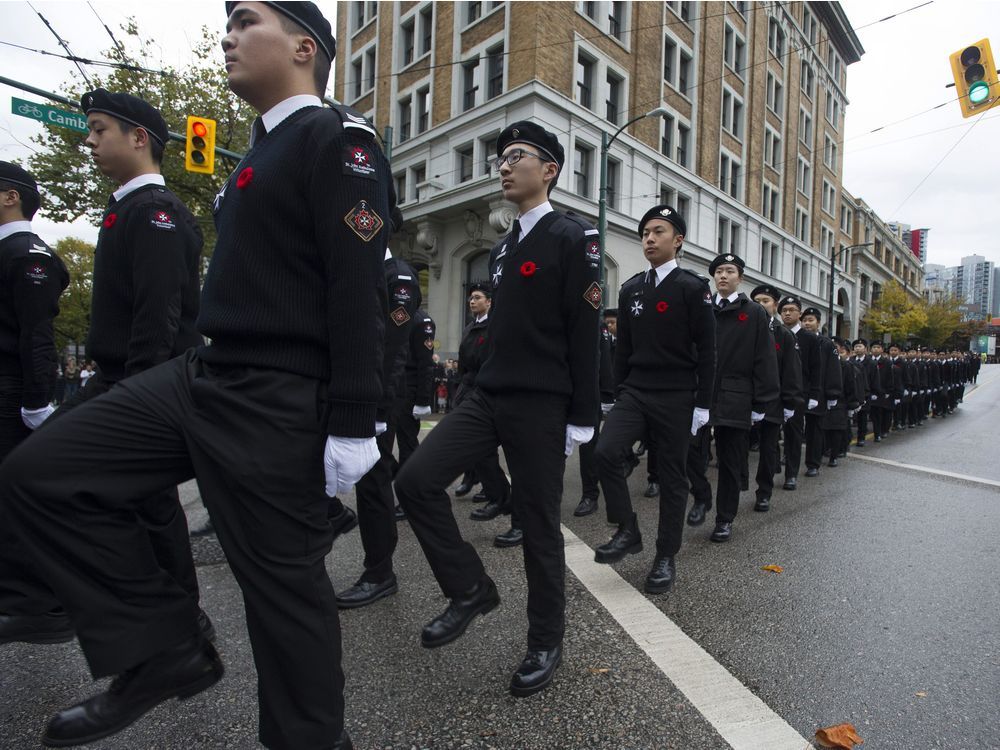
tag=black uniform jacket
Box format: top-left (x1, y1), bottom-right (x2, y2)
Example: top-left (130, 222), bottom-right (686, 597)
top-left (401, 308), bottom-right (435, 409)
top-left (764, 316), bottom-right (803, 425)
top-left (455, 313), bottom-right (490, 406)
top-left (794, 326), bottom-right (823, 407)
top-left (710, 294), bottom-right (779, 430)
top-left (823, 357), bottom-right (860, 431)
top-left (808, 334), bottom-right (843, 414)
top-left (0, 230), bottom-right (69, 408)
top-left (378, 257), bottom-right (421, 421)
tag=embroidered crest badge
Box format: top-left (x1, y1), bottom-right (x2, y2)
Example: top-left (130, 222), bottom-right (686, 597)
top-left (584, 281), bottom-right (602, 309)
top-left (390, 306), bottom-right (411, 326)
top-left (344, 200), bottom-right (384, 242)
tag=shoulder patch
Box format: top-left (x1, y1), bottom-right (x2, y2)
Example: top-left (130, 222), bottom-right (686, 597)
top-left (25, 262), bottom-right (49, 282)
top-left (150, 209), bottom-right (176, 231)
top-left (343, 144), bottom-right (377, 180)
top-left (344, 200), bottom-right (384, 242)
top-left (584, 281), bottom-right (602, 309)
top-left (390, 306), bottom-right (411, 326)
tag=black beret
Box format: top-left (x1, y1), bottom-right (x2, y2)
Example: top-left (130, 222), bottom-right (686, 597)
top-left (888, 342), bottom-right (902, 349)
top-left (852, 338), bottom-right (868, 347)
top-left (637, 204), bottom-right (686, 238)
top-left (708, 253), bottom-right (745, 275)
top-left (0, 161), bottom-right (39, 196)
top-left (467, 283), bottom-right (491, 298)
top-left (496, 121), bottom-right (564, 169)
top-left (80, 88), bottom-right (168, 146)
top-left (226, 2), bottom-right (336, 60)
top-left (870, 341), bottom-right (885, 348)
top-left (750, 284), bottom-right (782, 303)
top-left (778, 295), bottom-right (802, 311)
top-left (603, 308), bottom-right (618, 317)
top-left (801, 307), bottom-right (822, 320)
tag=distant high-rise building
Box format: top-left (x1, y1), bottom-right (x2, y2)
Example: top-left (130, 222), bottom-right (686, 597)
top-left (887, 221), bottom-right (928, 263)
top-left (955, 255), bottom-right (994, 318)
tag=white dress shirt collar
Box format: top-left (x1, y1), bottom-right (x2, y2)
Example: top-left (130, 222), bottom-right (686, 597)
top-left (0, 220), bottom-right (32, 243)
top-left (261, 94), bottom-right (322, 134)
top-left (515, 201), bottom-right (553, 242)
top-left (649, 257), bottom-right (678, 286)
top-left (790, 322), bottom-right (802, 334)
top-left (113, 173), bottom-right (165, 202)
top-left (715, 290), bottom-right (740, 306)
top-left (475, 313), bottom-right (489, 323)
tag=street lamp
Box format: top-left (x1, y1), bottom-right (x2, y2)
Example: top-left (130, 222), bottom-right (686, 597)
top-left (598, 107), bottom-right (670, 294)
top-left (828, 242), bottom-right (872, 337)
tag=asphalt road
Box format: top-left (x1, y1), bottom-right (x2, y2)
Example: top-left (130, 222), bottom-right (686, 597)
top-left (2, 366), bottom-right (998, 749)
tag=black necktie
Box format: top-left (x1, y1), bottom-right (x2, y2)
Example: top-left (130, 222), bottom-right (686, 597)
top-left (718, 297), bottom-right (729, 309)
top-left (508, 218), bottom-right (521, 256)
top-left (645, 269), bottom-right (656, 289)
top-left (249, 117), bottom-right (266, 148)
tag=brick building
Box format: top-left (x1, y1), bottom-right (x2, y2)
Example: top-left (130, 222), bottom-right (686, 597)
top-left (335, 1), bottom-right (917, 352)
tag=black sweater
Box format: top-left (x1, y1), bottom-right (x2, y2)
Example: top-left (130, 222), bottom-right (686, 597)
top-left (198, 106), bottom-right (390, 438)
top-left (89, 183), bottom-right (202, 381)
top-left (378, 257), bottom-right (421, 420)
top-left (476, 211), bottom-right (600, 426)
top-left (614, 266), bottom-right (716, 408)
top-left (0, 231), bottom-right (68, 407)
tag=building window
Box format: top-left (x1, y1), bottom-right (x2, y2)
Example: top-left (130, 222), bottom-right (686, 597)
top-left (796, 156), bottom-right (811, 195)
top-left (768, 18), bottom-right (785, 59)
top-left (733, 1), bottom-right (747, 16)
top-left (576, 51), bottom-right (595, 110)
top-left (606, 70), bottom-right (623, 124)
top-left (351, 58), bottom-right (363, 100)
top-left (609, 1), bottom-right (625, 40)
top-left (466, 1), bottom-right (482, 25)
top-left (395, 172), bottom-right (407, 204)
top-left (723, 25), bottom-right (746, 75)
top-left (398, 97), bottom-right (412, 143)
top-left (401, 20), bottom-right (415, 66)
top-left (365, 48), bottom-right (376, 93)
top-left (679, 1), bottom-right (692, 22)
top-left (457, 145), bottom-right (474, 183)
top-left (764, 127), bottom-right (782, 171)
top-left (676, 124), bottom-right (690, 167)
top-left (803, 7), bottom-right (818, 44)
top-left (660, 185), bottom-right (691, 224)
top-left (800, 61), bottom-right (814, 99)
top-left (825, 90), bottom-right (840, 128)
top-left (352, 1), bottom-right (376, 31)
top-left (766, 72), bottom-right (784, 118)
top-left (660, 113), bottom-right (674, 157)
top-left (795, 209), bottom-right (810, 243)
top-left (721, 88), bottom-right (744, 140)
top-left (822, 179), bottom-right (836, 216)
top-left (574, 143), bottom-right (593, 198)
top-left (799, 108), bottom-right (813, 145)
top-left (412, 164), bottom-right (426, 201)
top-left (860, 274), bottom-right (870, 302)
top-left (416, 87), bottom-right (430, 134)
top-left (487, 44), bottom-right (504, 100)
top-left (678, 50), bottom-right (692, 95)
top-left (462, 59), bottom-right (479, 112)
top-left (607, 159), bottom-right (620, 209)
top-left (582, 1), bottom-right (598, 21)
top-left (663, 36), bottom-right (676, 83)
top-left (676, 194), bottom-right (690, 226)
top-left (762, 183), bottom-right (781, 224)
top-left (717, 216), bottom-right (741, 256)
top-left (794, 256), bottom-right (809, 290)
top-left (479, 133), bottom-right (498, 176)
top-left (419, 6), bottom-right (434, 57)
top-left (719, 152), bottom-right (741, 198)
top-left (840, 204), bottom-right (852, 234)
top-left (824, 134), bottom-right (838, 171)
top-left (821, 224), bottom-right (835, 256)
top-left (761, 238), bottom-right (780, 277)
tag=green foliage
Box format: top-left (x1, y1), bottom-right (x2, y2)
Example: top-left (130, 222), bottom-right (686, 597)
top-left (51, 237), bottom-right (95, 357)
top-left (917, 296), bottom-right (964, 349)
top-left (26, 20), bottom-right (253, 259)
top-left (862, 280), bottom-right (927, 343)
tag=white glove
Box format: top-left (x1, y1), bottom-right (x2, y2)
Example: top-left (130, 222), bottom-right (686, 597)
top-left (827, 399), bottom-right (838, 409)
top-left (691, 407), bottom-right (710, 436)
top-left (894, 399), bottom-right (901, 406)
top-left (869, 396), bottom-right (876, 403)
top-left (375, 421), bottom-right (387, 435)
top-left (600, 401), bottom-right (614, 415)
top-left (324, 436), bottom-right (379, 496)
top-left (903, 390), bottom-right (909, 397)
top-left (848, 408), bottom-right (857, 417)
top-left (412, 405), bottom-right (431, 418)
top-left (808, 399), bottom-right (819, 410)
top-left (751, 411), bottom-right (765, 424)
top-left (565, 424), bottom-right (595, 456)
top-left (21, 405), bottom-right (55, 430)
top-left (783, 408), bottom-right (795, 423)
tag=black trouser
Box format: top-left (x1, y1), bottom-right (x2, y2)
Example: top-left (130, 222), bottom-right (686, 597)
top-left (826, 427), bottom-right (844, 461)
top-left (754, 419), bottom-right (781, 500)
top-left (0, 372), bottom-right (198, 617)
top-left (855, 405), bottom-right (869, 442)
top-left (353, 426), bottom-right (399, 584)
top-left (645, 433), bottom-right (659, 484)
top-left (713, 426), bottom-right (748, 524)
top-left (395, 387), bottom-right (565, 650)
top-left (686, 425), bottom-right (712, 508)
top-left (804, 413), bottom-right (824, 470)
top-left (394, 395), bottom-right (421, 468)
top-left (596, 387), bottom-right (694, 558)
top-left (579, 415), bottom-right (602, 501)
top-left (783, 410), bottom-right (804, 479)
top-left (0, 374), bottom-right (32, 461)
top-left (0, 353), bottom-right (344, 749)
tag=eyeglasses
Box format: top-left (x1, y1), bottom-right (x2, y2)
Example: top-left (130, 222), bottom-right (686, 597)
top-left (490, 148), bottom-right (547, 172)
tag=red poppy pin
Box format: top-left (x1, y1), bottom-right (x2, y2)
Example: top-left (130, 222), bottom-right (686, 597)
top-left (656, 301), bottom-right (669, 313)
top-left (477, 335), bottom-right (485, 345)
top-left (738, 312), bottom-right (749, 322)
top-left (520, 261), bottom-right (537, 277)
top-left (236, 167), bottom-right (254, 189)
top-left (102, 213), bottom-right (117, 228)
top-left (775, 342), bottom-right (781, 351)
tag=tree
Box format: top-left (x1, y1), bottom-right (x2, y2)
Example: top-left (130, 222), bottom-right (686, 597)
top-left (26, 21), bottom-right (253, 260)
top-left (861, 280), bottom-right (927, 343)
top-left (51, 237), bottom-right (95, 359)
top-left (917, 296), bottom-right (964, 349)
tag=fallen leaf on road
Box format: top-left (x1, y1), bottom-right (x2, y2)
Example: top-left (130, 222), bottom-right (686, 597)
top-left (761, 564), bottom-right (784, 573)
top-left (815, 723), bottom-right (863, 748)
top-left (915, 691), bottom-right (927, 697)
top-left (588, 667), bottom-right (610, 674)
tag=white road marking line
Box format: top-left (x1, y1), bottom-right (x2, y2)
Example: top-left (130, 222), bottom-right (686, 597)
top-left (849, 453), bottom-right (1000, 489)
top-left (561, 526), bottom-right (812, 750)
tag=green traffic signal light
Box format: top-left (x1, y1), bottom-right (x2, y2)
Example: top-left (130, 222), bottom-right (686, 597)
top-left (969, 80), bottom-right (990, 104)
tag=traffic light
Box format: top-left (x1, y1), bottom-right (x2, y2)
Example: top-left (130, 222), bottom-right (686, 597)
top-left (185, 115), bottom-right (216, 174)
top-left (950, 39), bottom-right (1000, 118)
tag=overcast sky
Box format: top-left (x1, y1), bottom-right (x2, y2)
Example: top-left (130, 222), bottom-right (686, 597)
top-left (1, 0), bottom-right (997, 269)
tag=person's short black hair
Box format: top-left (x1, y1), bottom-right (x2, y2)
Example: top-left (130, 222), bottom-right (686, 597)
top-left (0, 180), bottom-right (41, 220)
top-left (116, 119), bottom-right (165, 165)
top-left (277, 14), bottom-right (331, 95)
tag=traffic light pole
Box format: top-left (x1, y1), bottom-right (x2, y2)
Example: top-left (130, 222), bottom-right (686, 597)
top-left (1, 75), bottom-right (244, 162)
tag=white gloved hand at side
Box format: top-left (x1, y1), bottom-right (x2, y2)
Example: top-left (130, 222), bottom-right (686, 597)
top-left (691, 407), bottom-right (710, 436)
top-left (600, 401), bottom-right (614, 415)
top-left (565, 424), bottom-right (595, 456)
top-left (324, 436), bottom-right (379, 496)
top-left (808, 399), bottom-right (819, 410)
top-left (21, 405), bottom-right (55, 430)
top-left (412, 405), bottom-right (431, 418)
top-left (827, 399), bottom-right (838, 409)
top-left (751, 411), bottom-right (765, 424)
top-left (783, 408), bottom-right (795, 423)
top-left (374, 421), bottom-right (387, 436)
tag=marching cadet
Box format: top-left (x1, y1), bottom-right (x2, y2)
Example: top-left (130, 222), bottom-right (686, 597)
top-left (799, 307), bottom-right (842, 474)
top-left (870, 341), bottom-right (893, 439)
top-left (748, 284), bottom-right (802, 514)
top-left (1, 91), bottom-right (215, 645)
top-left (0, 163), bottom-right (70, 644)
top-left (912, 346), bottom-right (929, 426)
top-left (888, 343), bottom-right (907, 430)
top-left (778, 296), bottom-right (821, 489)
top-left (395, 121), bottom-right (601, 697)
top-left (1, 4), bottom-right (381, 748)
top-left (574, 317), bottom-right (615, 519)
top-left (593, 204), bottom-right (715, 588)
top-left (827, 338), bottom-right (861, 464)
top-left (850, 338), bottom-right (879, 446)
top-left (685, 254), bottom-right (778, 542)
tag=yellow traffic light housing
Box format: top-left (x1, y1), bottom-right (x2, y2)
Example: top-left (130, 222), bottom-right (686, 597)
top-left (185, 115), bottom-right (216, 174)
top-left (950, 39), bottom-right (1000, 118)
